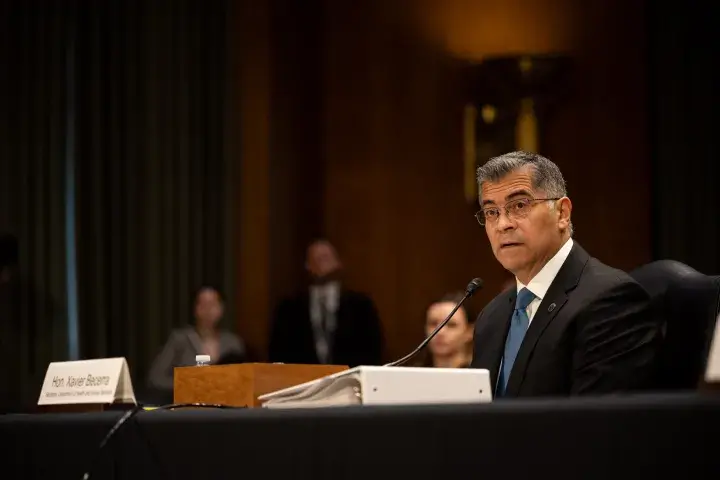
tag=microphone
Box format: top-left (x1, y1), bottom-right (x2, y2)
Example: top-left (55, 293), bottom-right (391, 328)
top-left (384, 277), bottom-right (483, 367)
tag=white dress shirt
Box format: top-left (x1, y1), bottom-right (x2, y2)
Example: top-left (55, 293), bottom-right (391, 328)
top-left (516, 238), bottom-right (574, 324)
top-left (309, 281), bottom-right (340, 363)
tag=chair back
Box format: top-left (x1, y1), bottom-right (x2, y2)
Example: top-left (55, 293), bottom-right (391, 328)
top-left (630, 260), bottom-right (720, 389)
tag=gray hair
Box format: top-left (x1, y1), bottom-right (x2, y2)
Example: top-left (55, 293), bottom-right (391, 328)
top-left (477, 151), bottom-right (573, 236)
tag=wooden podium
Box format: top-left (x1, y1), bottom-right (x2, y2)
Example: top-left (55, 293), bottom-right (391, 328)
top-left (173, 363), bottom-right (348, 408)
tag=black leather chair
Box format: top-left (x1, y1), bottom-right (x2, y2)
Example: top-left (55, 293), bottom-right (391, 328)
top-left (630, 260), bottom-right (720, 390)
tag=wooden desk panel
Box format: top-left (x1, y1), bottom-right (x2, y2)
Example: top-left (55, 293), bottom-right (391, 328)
top-left (174, 363), bottom-right (347, 407)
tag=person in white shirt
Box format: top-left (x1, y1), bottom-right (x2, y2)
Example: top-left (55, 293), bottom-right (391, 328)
top-left (470, 151), bottom-right (662, 397)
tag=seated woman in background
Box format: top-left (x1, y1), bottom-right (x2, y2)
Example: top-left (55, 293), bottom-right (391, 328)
top-left (147, 286), bottom-right (246, 401)
top-left (418, 292), bottom-right (475, 368)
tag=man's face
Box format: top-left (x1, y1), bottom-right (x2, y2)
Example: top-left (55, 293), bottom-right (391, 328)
top-left (306, 241), bottom-right (341, 281)
top-left (480, 167), bottom-right (570, 281)
top-left (195, 288), bottom-right (224, 328)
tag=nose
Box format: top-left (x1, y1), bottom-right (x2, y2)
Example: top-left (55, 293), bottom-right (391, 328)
top-left (495, 209), bottom-right (516, 232)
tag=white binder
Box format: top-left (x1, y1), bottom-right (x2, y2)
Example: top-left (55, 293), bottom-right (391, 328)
top-left (258, 366), bottom-right (492, 409)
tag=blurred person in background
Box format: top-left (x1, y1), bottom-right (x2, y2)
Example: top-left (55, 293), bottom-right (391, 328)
top-left (147, 286), bottom-right (246, 402)
top-left (269, 239), bottom-right (384, 366)
top-left (416, 292), bottom-right (475, 368)
top-left (0, 233), bottom-right (59, 413)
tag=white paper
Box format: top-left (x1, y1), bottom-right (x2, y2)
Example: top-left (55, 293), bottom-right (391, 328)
top-left (705, 313), bottom-right (720, 382)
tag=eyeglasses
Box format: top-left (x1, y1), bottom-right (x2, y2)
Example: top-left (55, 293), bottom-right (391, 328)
top-left (475, 197), bottom-right (560, 226)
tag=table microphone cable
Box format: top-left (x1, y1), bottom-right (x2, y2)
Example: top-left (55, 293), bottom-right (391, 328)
top-left (82, 402), bottom-right (245, 480)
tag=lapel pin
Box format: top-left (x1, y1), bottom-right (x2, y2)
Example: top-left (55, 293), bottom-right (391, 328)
top-left (548, 303), bottom-right (556, 312)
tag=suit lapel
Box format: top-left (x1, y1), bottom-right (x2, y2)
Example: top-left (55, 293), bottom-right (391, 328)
top-left (335, 290), bottom-right (348, 327)
top-left (475, 290), bottom-right (515, 392)
top-left (328, 290), bottom-right (348, 356)
top-left (299, 293), bottom-right (318, 353)
top-left (504, 243), bottom-right (590, 396)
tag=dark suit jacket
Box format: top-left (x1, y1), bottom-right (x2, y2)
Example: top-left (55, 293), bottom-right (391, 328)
top-left (268, 289), bottom-right (384, 367)
top-left (471, 243), bottom-right (662, 397)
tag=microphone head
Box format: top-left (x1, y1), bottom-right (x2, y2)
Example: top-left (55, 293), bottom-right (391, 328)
top-left (465, 277), bottom-right (484, 296)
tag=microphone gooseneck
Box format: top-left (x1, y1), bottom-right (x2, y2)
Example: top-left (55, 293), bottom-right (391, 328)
top-left (384, 277), bottom-right (483, 367)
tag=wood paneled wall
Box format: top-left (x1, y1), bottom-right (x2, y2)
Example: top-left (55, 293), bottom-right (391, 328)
top-left (234, 0), bottom-right (651, 362)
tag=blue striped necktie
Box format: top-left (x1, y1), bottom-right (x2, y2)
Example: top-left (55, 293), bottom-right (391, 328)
top-left (498, 288), bottom-right (536, 396)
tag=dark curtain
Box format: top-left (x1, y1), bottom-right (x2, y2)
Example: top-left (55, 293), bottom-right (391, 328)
top-left (649, 3), bottom-right (720, 274)
top-left (73, 0), bottom-right (234, 395)
top-left (0, 1), bottom-right (69, 412)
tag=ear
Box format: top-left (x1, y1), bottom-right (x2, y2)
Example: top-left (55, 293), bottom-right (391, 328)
top-left (557, 197), bottom-right (572, 230)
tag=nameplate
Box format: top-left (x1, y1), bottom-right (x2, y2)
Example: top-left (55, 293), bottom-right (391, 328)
top-left (37, 357), bottom-right (137, 406)
top-left (705, 312), bottom-right (720, 382)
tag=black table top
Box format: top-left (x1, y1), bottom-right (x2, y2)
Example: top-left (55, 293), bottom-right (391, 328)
top-left (2, 393), bottom-right (719, 480)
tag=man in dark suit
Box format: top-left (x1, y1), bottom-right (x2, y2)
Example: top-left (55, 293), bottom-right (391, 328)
top-left (268, 239), bottom-right (384, 367)
top-left (470, 151), bottom-right (662, 397)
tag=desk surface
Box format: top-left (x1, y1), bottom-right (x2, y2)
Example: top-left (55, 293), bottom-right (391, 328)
top-left (1, 393), bottom-right (719, 480)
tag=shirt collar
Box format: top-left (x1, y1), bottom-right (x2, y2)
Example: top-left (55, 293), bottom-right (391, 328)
top-left (516, 238), bottom-right (573, 301)
top-left (310, 281), bottom-right (341, 308)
